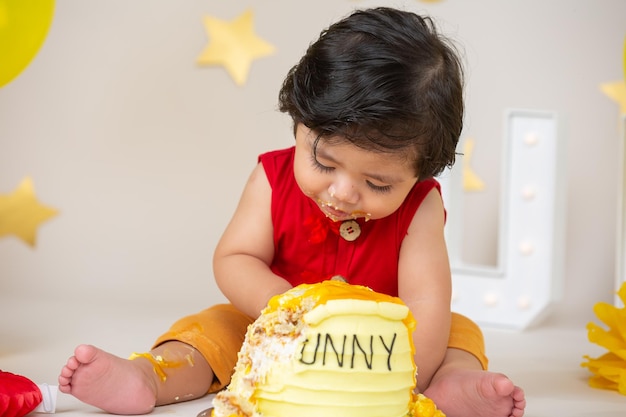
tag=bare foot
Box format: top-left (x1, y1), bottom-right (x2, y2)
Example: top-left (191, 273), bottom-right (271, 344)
top-left (424, 369), bottom-right (525, 417)
top-left (58, 344), bottom-right (158, 415)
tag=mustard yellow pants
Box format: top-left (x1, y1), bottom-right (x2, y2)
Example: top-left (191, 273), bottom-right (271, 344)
top-left (153, 304), bottom-right (488, 393)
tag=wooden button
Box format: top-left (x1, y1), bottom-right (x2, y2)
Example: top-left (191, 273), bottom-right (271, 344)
top-left (339, 220), bottom-right (360, 241)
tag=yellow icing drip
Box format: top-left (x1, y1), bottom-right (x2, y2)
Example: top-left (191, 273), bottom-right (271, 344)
top-left (266, 281), bottom-right (406, 314)
top-left (349, 210), bottom-right (372, 220)
top-left (129, 352), bottom-right (168, 382)
top-left (128, 351), bottom-right (194, 382)
top-left (409, 393), bottom-right (446, 417)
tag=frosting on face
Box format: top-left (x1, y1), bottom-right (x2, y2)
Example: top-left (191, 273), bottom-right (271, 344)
top-left (315, 197), bottom-right (373, 222)
top-left (211, 281), bottom-right (420, 417)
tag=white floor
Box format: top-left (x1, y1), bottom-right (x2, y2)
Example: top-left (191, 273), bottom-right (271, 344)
top-left (2, 292), bottom-right (625, 417)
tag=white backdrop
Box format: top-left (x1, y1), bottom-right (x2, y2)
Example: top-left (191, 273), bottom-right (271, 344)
top-left (1, 0), bottom-right (625, 328)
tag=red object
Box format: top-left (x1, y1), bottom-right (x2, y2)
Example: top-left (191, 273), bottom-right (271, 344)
top-left (0, 370), bottom-right (42, 417)
top-left (259, 146), bottom-right (439, 296)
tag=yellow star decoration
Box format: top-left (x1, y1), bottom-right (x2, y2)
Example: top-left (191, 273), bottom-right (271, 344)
top-left (462, 138), bottom-right (485, 192)
top-left (196, 9), bottom-right (275, 86)
top-left (0, 177), bottom-right (58, 247)
top-left (600, 81), bottom-right (626, 116)
top-left (599, 35), bottom-right (626, 116)
top-left (581, 282), bottom-right (626, 395)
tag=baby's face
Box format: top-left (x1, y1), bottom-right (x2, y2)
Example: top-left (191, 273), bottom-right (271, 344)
top-left (293, 124), bottom-right (418, 222)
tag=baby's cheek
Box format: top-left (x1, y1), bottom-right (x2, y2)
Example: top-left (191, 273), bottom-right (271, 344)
top-left (372, 201), bottom-right (403, 219)
top-left (299, 187), bottom-right (316, 200)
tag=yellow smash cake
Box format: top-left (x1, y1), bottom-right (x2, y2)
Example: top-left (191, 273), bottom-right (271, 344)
top-left (211, 280), bottom-right (444, 417)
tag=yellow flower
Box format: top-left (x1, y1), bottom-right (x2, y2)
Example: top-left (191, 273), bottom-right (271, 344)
top-left (581, 282), bottom-right (626, 395)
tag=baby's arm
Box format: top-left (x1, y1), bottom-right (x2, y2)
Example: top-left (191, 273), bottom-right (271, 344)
top-left (213, 163), bottom-right (292, 318)
top-left (398, 188), bottom-right (452, 392)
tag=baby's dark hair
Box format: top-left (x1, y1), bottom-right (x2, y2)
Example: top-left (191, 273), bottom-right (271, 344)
top-left (278, 7), bottom-right (464, 179)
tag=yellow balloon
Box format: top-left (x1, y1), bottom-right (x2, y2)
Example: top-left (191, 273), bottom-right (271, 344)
top-left (0, 0), bottom-right (55, 88)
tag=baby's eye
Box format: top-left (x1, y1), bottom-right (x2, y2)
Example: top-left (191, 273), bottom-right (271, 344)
top-left (311, 156), bottom-right (334, 173)
top-left (366, 181), bottom-right (393, 194)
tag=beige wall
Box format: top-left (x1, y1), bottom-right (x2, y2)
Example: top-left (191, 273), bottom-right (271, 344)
top-left (1, 0), bottom-right (624, 326)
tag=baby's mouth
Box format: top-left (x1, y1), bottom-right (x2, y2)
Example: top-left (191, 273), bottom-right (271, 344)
top-left (321, 202), bottom-right (349, 221)
top-left (317, 199), bottom-right (371, 222)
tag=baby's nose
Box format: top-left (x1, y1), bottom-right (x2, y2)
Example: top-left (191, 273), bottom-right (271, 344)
top-left (329, 182), bottom-right (358, 205)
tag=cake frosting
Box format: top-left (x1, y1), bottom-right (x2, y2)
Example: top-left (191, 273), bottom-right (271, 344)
top-left (211, 280), bottom-right (445, 417)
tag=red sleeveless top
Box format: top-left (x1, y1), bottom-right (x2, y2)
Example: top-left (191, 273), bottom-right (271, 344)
top-left (259, 147), bottom-right (440, 297)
